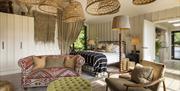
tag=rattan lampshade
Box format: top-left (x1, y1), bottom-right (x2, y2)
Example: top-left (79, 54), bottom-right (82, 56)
top-left (17, 0), bottom-right (41, 5)
top-left (133, 0), bottom-right (156, 5)
top-left (38, 0), bottom-right (69, 14)
top-left (112, 15), bottom-right (131, 31)
top-left (86, 0), bottom-right (120, 15)
top-left (63, 0), bottom-right (85, 22)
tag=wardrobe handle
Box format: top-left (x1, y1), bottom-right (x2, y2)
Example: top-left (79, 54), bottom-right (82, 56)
top-left (20, 42), bottom-right (23, 49)
top-left (2, 41), bottom-right (4, 50)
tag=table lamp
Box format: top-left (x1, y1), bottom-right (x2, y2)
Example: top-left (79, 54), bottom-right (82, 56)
top-left (131, 37), bottom-right (140, 53)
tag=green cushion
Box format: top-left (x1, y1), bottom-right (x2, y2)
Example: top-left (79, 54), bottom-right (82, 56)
top-left (45, 56), bottom-right (64, 68)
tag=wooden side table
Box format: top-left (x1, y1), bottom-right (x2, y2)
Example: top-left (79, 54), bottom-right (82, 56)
top-left (0, 80), bottom-right (13, 91)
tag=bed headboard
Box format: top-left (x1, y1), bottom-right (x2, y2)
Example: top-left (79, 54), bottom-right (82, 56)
top-left (98, 41), bottom-right (119, 45)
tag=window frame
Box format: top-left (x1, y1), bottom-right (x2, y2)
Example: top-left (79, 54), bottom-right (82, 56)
top-left (171, 31), bottom-right (180, 60)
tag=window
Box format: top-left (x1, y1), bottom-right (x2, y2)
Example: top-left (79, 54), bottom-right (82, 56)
top-left (73, 25), bottom-right (87, 51)
top-left (171, 31), bottom-right (180, 60)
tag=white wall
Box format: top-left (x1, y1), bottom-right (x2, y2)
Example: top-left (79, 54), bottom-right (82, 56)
top-left (0, 12), bottom-right (60, 75)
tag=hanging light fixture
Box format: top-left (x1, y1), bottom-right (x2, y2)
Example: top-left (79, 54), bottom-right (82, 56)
top-left (17, 0), bottom-right (42, 5)
top-left (63, 0), bottom-right (85, 22)
top-left (38, 0), bottom-right (69, 14)
top-left (133, 0), bottom-right (156, 5)
top-left (86, 0), bottom-right (120, 15)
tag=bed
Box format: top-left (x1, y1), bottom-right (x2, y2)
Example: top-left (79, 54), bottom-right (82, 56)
top-left (70, 41), bottom-right (121, 76)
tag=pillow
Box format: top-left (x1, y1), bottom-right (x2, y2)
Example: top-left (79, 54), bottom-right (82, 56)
top-left (112, 45), bottom-right (119, 53)
top-left (32, 56), bottom-right (46, 70)
top-left (106, 43), bottom-right (113, 52)
top-left (64, 56), bottom-right (77, 69)
top-left (45, 56), bottom-right (64, 68)
top-left (97, 43), bottom-right (103, 49)
top-left (131, 64), bottom-right (153, 84)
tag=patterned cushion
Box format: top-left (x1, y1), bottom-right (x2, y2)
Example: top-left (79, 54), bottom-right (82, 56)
top-left (131, 64), bottom-right (153, 83)
top-left (32, 56), bottom-right (46, 70)
top-left (64, 56), bottom-right (76, 69)
top-left (45, 56), bottom-right (64, 68)
top-left (26, 67), bottom-right (79, 79)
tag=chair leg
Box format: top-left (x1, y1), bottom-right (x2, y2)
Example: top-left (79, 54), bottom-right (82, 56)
top-left (106, 85), bottom-right (108, 91)
top-left (126, 87), bottom-right (129, 91)
top-left (24, 87), bottom-right (27, 91)
top-left (163, 81), bottom-right (166, 91)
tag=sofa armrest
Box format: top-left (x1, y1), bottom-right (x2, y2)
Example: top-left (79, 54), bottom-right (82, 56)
top-left (18, 56), bottom-right (34, 75)
top-left (74, 55), bottom-right (85, 74)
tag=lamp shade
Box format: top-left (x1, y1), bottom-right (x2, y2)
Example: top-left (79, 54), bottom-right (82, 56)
top-left (112, 15), bottom-right (131, 31)
top-left (133, 0), bottom-right (156, 5)
top-left (88, 39), bottom-right (95, 45)
top-left (86, 0), bottom-right (120, 15)
top-left (131, 37), bottom-right (140, 45)
top-left (63, 0), bottom-right (85, 22)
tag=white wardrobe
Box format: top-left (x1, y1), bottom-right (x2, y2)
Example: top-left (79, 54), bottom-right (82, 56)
top-left (0, 12), bottom-right (60, 75)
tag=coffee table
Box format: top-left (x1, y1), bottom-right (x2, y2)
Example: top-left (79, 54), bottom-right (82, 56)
top-left (47, 77), bottom-right (91, 91)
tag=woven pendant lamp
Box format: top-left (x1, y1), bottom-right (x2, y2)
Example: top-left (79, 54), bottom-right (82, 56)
top-left (63, 0), bottom-right (85, 22)
top-left (133, 0), bottom-right (156, 5)
top-left (17, 0), bottom-right (41, 5)
top-left (38, 0), bottom-right (69, 14)
top-left (86, 0), bottom-right (120, 15)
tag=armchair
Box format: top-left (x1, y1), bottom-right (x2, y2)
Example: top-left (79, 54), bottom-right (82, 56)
top-left (105, 60), bottom-right (166, 91)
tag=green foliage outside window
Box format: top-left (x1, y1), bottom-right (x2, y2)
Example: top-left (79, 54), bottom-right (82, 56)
top-left (174, 33), bottom-right (180, 45)
top-left (73, 26), bottom-right (86, 51)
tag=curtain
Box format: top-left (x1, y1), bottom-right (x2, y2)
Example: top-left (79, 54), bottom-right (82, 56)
top-left (57, 12), bottom-right (84, 54)
top-left (34, 11), bottom-right (56, 43)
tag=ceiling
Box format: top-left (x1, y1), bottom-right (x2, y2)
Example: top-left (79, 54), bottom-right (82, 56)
top-left (78, 0), bottom-right (180, 24)
top-left (156, 21), bottom-right (180, 31)
top-left (5, 0), bottom-right (180, 24)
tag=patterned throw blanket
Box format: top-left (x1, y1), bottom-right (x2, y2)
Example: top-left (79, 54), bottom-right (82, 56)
top-left (70, 51), bottom-right (107, 76)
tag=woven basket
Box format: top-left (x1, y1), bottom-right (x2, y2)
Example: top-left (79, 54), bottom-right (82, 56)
top-left (86, 0), bottom-right (120, 15)
top-left (133, 0), bottom-right (156, 5)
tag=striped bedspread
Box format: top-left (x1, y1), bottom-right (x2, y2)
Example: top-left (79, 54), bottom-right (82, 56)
top-left (70, 51), bottom-right (107, 75)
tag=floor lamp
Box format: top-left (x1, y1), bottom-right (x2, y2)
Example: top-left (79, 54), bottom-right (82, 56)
top-left (112, 15), bottom-right (130, 72)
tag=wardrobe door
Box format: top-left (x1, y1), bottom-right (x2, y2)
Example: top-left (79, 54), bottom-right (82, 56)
top-left (14, 14), bottom-right (23, 71)
top-left (7, 13), bottom-right (15, 71)
top-left (0, 12), bottom-right (8, 74)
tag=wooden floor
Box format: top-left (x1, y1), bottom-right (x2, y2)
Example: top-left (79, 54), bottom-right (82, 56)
top-left (0, 69), bottom-right (180, 91)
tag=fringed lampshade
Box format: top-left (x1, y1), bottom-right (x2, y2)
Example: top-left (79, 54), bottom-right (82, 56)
top-left (86, 0), bottom-right (120, 15)
top-left (38, 0), bottom-right (69, 14)
top-left (17, 0), bottom-right (41, 5)
top-left (63, 1), bottom-right (85, 22)
top-left (133, 0), bottom-right (156, 5)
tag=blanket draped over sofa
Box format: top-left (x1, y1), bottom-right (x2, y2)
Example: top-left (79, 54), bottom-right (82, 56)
top-left (18, 55), bottom-right (85, 88)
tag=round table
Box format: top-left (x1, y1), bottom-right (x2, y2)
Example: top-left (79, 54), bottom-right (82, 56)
top-left (0, 80), bottom-right (13, 91)
top-left (47, 77), bottom-right (91, 91)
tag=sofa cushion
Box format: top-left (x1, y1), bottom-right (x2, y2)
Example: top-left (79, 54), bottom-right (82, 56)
top-left (64, 56), bottom-right (76, 69)
top-left (26, 67), bottom-right (79, 79)
top-left (32, 56), bottom-right (46, 70)
top-left (131, 64), bottom-right (153, 84)
top-left (45, 56), bottom-right (64, 68)
top-left (105, 78), bottom-right (152, 91)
